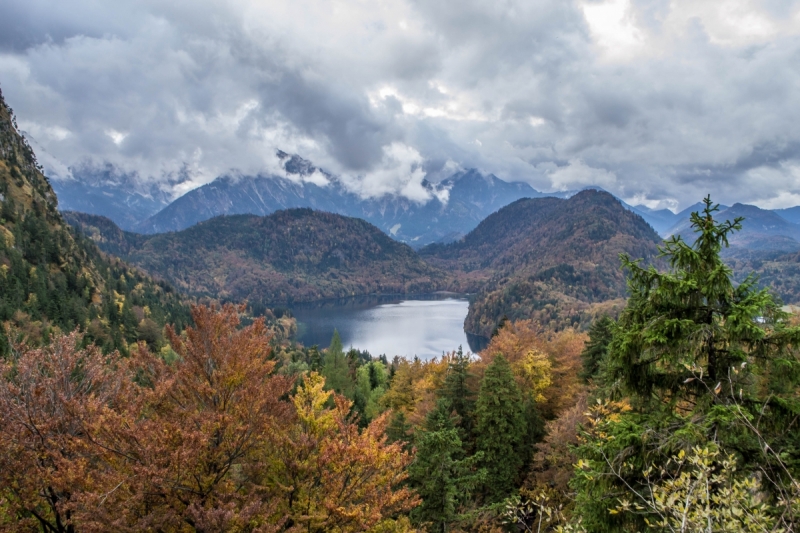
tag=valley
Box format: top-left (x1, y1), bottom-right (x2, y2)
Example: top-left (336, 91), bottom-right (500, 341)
top-left (4, 85), bottom-right (800, 533)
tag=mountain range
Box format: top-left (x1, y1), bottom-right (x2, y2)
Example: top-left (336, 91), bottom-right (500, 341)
top-left (44, 141), bottom-right (800, 250)
top-left (66, 189), bottom-right (672, 339)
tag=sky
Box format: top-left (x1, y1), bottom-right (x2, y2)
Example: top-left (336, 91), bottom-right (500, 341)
top-left (1, 0), bottom-right (800, 211)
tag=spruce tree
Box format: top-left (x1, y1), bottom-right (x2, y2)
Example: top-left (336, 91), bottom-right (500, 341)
top-left (579, 314), bottom-right (614, 383)
top-left (439, 346), bottom-right (476, 442)
top-left (573, 197), bottom-right (800, 531)
top-left (409, 400), bottom-right (485, 532)
top-left (475, 354), bottom-right (525, 502)
top-left (322, 330), bottom-right (353, 396)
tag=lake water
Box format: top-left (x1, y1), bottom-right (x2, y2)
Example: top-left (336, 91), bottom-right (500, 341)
top-left (290, 294), bottom-right (488, 359)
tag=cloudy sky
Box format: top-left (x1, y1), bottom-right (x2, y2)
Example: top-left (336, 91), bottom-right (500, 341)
top-left (1, 0), bottom-right (800, 211)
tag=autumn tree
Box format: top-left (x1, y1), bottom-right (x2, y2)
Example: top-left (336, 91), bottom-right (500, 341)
top-left (265, 372), bottom-right (419, 532)
top-left (86, 303), bottom-right (294, 532)
top-left (0, 333), bottom-right (136, 533)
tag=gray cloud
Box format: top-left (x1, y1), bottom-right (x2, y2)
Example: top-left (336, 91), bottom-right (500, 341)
top-left (1, 0), bottom-right (800, 210)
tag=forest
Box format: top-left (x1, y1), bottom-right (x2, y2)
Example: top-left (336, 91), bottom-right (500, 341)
top-left (2, 199), bottom-right (800, 532)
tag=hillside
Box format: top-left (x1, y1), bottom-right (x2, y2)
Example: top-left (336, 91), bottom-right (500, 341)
top-left (422, 190), bottom-right (663, 337)
top-left (65, 209), bottom-right (448, 306)
top-left (0, 88), bottom-right (191, 353)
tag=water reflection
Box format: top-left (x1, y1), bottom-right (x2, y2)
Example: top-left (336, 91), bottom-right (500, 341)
top-left (290, 294), bottom-right (487, 359)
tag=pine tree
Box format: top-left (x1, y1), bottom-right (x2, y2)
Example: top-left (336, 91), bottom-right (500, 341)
top-left (579, 314), bottom-right (614, 383)
top-left (475, 354), bottom-right (525, 502)
top-left (439, 346), bottom-right (476, 442)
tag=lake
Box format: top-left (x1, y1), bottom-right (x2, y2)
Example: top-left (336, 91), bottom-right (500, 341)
top-left (289, 294), bottom-right (488, 359)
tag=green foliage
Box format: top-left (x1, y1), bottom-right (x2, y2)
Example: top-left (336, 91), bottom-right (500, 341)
top-left (439, 346), bottom-right (476, 442)
top-left (579, 314), bottom-right (614, 383)
top-left (572, 197), bottom-right (800, 531)
top-left (322, 330), bottom-right (353, 396)
top-left (354, 360), bottom-right (389, 423)
top-left (409, 400), bottom-right (486, 533)
top-left (0, 91), bottom-right (191, 353)
top-left (475, 354), bottom-right (526, 502)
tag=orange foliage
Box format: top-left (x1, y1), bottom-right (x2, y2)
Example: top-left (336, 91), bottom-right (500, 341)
top-left (265, 373), bottom-right (419, 532)
top-left (0, 305), bottom-right (418, 532)
top-left (0, 333), bottom-right (138, 533)
top-left (525, 392), bottom-right (590, 498)
top-left (381, 351), bottom-right (476, 428)
top-left (477, 320), bottom-right (587, 419)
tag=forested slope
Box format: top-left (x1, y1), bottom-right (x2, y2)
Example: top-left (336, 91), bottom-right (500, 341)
top-left (65, 209), bottom-right (448, 306)
top-left (0, 88), bottom-right (191, 353)
top-left (422, 190), bottom-right (662, 336)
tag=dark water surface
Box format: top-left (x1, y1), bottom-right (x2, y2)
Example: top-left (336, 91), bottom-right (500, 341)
top-left (290, 294), bottom-right (487, 359)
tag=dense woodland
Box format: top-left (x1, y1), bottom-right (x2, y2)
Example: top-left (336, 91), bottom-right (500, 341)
top-left (421, 192), bottom-right (663, 337)
top-left (64, 210), bottom-right (447, 306)
top-left (2, 89), bottom-right (800, 532)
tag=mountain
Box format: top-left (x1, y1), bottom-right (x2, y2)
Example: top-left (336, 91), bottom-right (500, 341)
top-left (133, 153), bottom-right (548, 247)
top-left (668, 203), bottom-right (800, 253)
top-left (50, 164), bottom-right (178, 231)
top-left (64, 209), bottom-right (448, 306)
top-left (0, 88), bottom-right (192, 353)
top-left (421, 190), bottom-right (663, 337)
top-left (773, 206), bottom-right (800, 225)
top-left (629, 205), bottom-right (681, 234)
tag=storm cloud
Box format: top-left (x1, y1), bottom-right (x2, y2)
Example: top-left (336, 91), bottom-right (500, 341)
top-left (1, 0), bottom-right (800, 210)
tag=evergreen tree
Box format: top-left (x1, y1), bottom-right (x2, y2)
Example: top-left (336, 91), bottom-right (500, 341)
top-left (573, 197), bottom-right (800, 531)
top-left (475, 354), bottom-right (526, 502)
top-left (579, 314), bottom-right (614, 383)
top-left (386, 410), bottom-right (412, 450)
top-left (439, 346), bottom-right (476, 442)
top-left (321, 330), bottom-right (353, 396)
top-left (409, 400), bottom-right (485, 532)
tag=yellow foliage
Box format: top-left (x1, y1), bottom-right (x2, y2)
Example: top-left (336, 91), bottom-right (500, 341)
top-left (514, 349), bottom-right (552, 403)
top-left (478, 319), bottom-right (587, 418)
top-left (293, 372), bottom-right (336, 435)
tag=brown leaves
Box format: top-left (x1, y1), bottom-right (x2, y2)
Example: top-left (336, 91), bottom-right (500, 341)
top-left (477, 319), bottom-right (587, 419)
top-left (0, 304), bottom-right (418, 532)
top-left (0, 333), bottom-right (138, 532)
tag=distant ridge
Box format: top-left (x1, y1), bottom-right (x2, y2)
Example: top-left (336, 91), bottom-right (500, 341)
top-left (667, 203), bottom-right (800, 253)
top-left (65, 209), bottom-right (448, 306)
